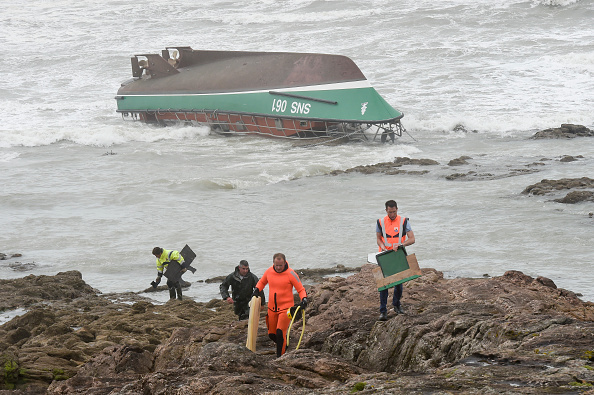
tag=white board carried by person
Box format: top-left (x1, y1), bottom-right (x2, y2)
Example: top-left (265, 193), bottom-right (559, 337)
top-left (245, 295), bottom-right (262, 352)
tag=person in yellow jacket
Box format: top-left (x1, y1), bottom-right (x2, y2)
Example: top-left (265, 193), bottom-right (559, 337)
top-left (376, 200), bottom-right (415, 320)
top-left (151, 247), bottom-right (186, 300)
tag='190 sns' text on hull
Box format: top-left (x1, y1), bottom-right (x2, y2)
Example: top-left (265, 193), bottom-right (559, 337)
top-left (115, 47), bottom-right (405, 143)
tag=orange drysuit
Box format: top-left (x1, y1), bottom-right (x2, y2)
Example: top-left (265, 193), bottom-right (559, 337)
top-left (255, 261), bottom-right (307, 356)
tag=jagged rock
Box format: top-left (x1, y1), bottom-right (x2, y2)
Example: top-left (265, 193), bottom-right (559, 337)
top-left (326, 147), bottom-right (588, 184)
top-left (393, 157), bottom-right (440, 166)
top-left (76, 344), bottom-right (153, 376)
top-left (7, 261), bottom-right (37, 272)
top-left (2, 266), bottom-right (594, 394)
top-left (531, 124), bottom-right (594, 139)
top-left (204, 264), bottom-right (360, 285)
top-left (0, 252), bottom-right (22, 260)
top-left (329, 157), bottom-right (438, 176)
top-left (448, 155), bottom-right (473, 166)
top-left (522, 177), bottom-right (594, 204)
top-left (559, 155), bottom-right (583, 162)
top-left (0, 271), bottom-right (99, 311)
top-left (445, 172), bottom-right (469, 180)
top-left (522, 177), bottom-right (594, 195)
top-left (554, 191), bottom-right (594, 204)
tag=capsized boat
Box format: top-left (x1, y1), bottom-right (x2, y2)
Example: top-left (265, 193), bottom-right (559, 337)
top-left (115, 47), bottom-right (405, 143)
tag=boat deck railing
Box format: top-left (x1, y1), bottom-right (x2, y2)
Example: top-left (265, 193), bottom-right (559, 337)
top-left (118, 108), bottom-right (404, 143)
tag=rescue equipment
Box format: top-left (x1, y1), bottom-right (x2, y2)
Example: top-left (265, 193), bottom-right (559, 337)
top-left (246, 295), bottom-right (262, 352)
top-left (286, 305), bottom-right (306, 351)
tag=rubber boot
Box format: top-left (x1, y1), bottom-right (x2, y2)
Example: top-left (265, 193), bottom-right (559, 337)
top-left (238, 305), bottom-right (249, 320)
top-left (276, 329), bottom-right (284, 357)
top-left (168, 286), bottom-right (176, 300)
top-left (176, 285), bottom-right (183, 300)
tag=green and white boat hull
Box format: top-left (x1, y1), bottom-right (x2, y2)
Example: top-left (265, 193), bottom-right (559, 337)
top-left (116, 47), bottom-right (404, 142)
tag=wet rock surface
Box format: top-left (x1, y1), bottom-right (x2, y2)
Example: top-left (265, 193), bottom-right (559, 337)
top-left (1, 265), bottom-right (594, 394)
top-left (204, 264), bottom-right (361, 286)
top-left (531, 124), bottom-right (594, 139)
top-left (522, 177), bottom-right (594, 204)
top-left (0, 253), bottom-right (22, 261)
top-left (329, 156), bottom-right (437, 177)
top-left (325, 124), bottom-right (592, 184)
top-left (0, 253), bottom-right (37, 273)
top-left (323, 123), bottom-right (592, 208)
top-left (330, 153), bottom-right (587, 184)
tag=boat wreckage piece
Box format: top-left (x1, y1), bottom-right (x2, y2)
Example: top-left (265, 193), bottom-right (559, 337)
top-left (115, 47), bottom-right (405, 143)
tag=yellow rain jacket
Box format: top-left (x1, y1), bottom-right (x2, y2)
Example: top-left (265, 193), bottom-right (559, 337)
top-left (156, 249), bottom-right (184, 274)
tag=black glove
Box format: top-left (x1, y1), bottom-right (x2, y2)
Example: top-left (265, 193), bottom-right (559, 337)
top-left (288, 305), bottom-right (303, 320)
top-left (151, 276), bottom-right (161, 288)
top-left (299, 297), bottom-right (308, 309)
top-left (251, 288), bottom-right (260, 298)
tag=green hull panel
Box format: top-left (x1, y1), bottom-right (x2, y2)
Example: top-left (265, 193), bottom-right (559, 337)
top-left (378, 275), bottom-right (421, 291)
top-left (116, 87), bottom-right (402, 123)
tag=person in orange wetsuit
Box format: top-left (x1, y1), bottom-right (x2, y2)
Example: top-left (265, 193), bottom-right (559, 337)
top-left (252, 253), bottom-right (308, 357)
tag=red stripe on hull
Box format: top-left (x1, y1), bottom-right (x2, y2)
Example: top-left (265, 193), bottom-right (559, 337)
top-left (136, 111), bottom-right (336, 138)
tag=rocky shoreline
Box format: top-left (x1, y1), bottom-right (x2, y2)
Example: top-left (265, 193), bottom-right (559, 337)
top-left (1, 124), bottom-right (593, 394)
top-left (328, 124), bottom-right (594, 208)
top-left (1, 264), bottom-right (594, 394)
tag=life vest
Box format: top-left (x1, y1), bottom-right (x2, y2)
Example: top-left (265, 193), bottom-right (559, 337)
top-left (156, 249), bottom-right (184, 273)
top-left (378, 215), bottom-right (408, 251)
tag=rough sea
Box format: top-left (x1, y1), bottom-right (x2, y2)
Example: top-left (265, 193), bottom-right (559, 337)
top-left (1, 0), bottom-right (593, 315)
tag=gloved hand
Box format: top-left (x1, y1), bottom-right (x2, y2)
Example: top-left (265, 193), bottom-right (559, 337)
top-left (251, 288), bottom-right (260, 298)
top-left (299, 297), bottom-right (308, 309)
top-left (288, 305), bottom-right (303, 320)
top-left (151, 276), bottom-right (161, 288)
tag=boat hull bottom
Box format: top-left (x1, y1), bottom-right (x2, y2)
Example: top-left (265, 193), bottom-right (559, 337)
top-left (117, 110), bottom-right (403, 144)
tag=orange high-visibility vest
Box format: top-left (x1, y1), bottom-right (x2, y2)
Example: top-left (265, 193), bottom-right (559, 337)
top-left (378, 215), bottom-right (408, 251)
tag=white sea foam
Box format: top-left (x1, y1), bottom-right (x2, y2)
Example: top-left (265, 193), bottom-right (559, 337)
top-left (0, 152), bottom-right (20, 162)
top-left (532, 0), bottom-right (581, 6)
top-left (0, 124), bottom-right (212, 148)
top-left (0, 308), bottom-right (27, 325)
top-left (1, 0), bottom-right (592, 146)
top-left (541, 51), bottom-right (594, 74)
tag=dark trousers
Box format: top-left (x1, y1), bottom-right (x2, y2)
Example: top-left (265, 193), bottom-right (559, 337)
top-left (379, 283), bottom-right (402, 314)
top-left (167, 279), bottom-right (182, 300)
top-left (234, 300), bottom-right (250, 320)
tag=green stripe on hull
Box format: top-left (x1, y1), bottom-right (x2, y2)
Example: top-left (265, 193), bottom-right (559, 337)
top-left (117, 87), bottom-right (402, 123)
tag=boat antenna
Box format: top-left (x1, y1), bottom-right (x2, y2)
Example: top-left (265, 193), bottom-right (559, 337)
top-left (403, 127), bottom-right (417, 142)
